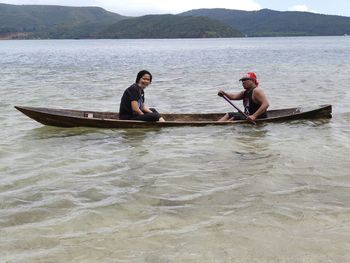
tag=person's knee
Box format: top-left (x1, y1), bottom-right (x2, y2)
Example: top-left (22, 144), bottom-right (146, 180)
top-left (148, 108), bottom-right (161, 121)
top-left (143, 113), bottom-right (160, 121)
top-left (149, 108), bottom-right (158, 113)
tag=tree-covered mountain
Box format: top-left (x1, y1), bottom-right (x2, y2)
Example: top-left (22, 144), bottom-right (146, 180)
top-left (101, 14), bottom-right (244, 38)
top-left (0, 4), bottom-right (243, 39)
top-left (181, 8), bottom-right (350, 36)
top-left (1, 4), bottom-right (350, 39)
top-left (0, 3), bottom-right (126, 38)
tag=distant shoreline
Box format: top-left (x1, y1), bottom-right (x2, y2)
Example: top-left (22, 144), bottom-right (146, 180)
top-left (0, 32), bottom-right (32, 40)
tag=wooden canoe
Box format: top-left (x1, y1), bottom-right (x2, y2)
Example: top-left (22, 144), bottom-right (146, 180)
top-left (14, 105), bottom-right (332, 128)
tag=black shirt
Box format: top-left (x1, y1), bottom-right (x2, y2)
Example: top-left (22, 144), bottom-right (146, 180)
top-left (119, 83), bottom-right (144, 119)
top-left (243, 89), bottom-right (267, 118)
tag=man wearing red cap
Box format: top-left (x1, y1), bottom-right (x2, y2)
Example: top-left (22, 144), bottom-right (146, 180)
top-left (217, 72), bottom-right (270, 122)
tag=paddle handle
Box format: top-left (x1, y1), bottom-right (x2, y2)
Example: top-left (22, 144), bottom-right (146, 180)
top-left (222, 94), bottom-right (256, 125)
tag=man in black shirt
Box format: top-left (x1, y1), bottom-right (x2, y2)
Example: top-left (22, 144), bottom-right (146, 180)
top-left (119, 70), bottom-right (165, 122)
top-left (218, 72), bottom-right (269, 122)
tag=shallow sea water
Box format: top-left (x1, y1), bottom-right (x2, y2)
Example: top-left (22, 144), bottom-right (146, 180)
top-left (1, 37), bottom-right (350, 262)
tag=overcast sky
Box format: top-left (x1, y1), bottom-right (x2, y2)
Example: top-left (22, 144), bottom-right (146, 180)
top-left (2, 0), bottom-right (350, 17)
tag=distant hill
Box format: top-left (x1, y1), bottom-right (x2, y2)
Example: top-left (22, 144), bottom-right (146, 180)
top-left (0, 4), bottom-right (243, 39)
top-left (181, 8), bottom-right (350, 36)
top-left (1, 4), bottom-right (350, 39)
top-left (0, 3), bottom-right (126, 38)
top-left (101, 14), bottom-right (244, 38)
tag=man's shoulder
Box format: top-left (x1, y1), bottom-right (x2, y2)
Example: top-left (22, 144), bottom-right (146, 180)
top-left (253, 87), bottom-right (265, 93)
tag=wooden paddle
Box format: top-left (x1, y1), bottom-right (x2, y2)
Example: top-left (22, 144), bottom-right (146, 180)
top-left (222, 94), bottom-right (256, 125)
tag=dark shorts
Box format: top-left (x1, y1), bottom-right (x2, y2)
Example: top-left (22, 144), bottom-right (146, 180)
top-left (228, 112), bottom-right (247, 120)
top-left (120, 108), bottom-right (161, 122)
top-left (228, 111), bottom-right (268, 120)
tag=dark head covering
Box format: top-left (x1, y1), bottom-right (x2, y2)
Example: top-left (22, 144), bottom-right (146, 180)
top-left (239, 72), bottom-right (259, 86)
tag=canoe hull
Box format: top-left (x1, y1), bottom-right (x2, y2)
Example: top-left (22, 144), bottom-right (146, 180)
top-left (14, 105), bottom-right (332, 128)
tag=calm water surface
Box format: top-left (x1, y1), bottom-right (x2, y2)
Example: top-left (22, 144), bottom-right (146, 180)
top-left (1, 37), bottom-right (350, 262)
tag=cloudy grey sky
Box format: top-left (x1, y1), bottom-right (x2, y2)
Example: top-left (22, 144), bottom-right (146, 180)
top-left (1, 0), bottom-right (350, 17)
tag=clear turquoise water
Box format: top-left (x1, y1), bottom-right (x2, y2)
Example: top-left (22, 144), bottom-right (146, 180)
top-left (1, 37), bottom-right (350, 262)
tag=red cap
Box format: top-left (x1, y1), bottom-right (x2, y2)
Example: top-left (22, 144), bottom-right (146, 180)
top-left (239, 72), bottom-right (259, 86)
